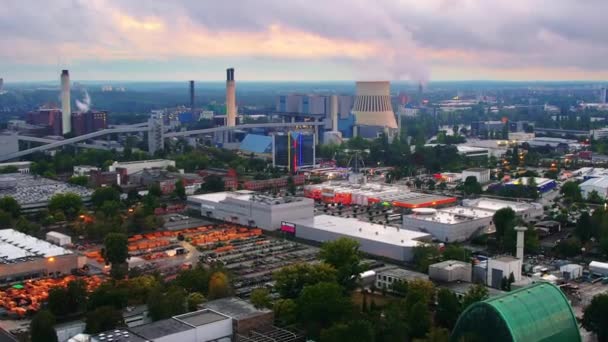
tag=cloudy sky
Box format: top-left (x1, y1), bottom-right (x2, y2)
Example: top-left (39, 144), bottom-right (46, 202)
top-left (2, 0), bottom-right (608, 82)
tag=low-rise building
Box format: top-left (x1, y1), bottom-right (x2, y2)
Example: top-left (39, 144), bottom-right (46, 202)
top-left (73, 165), bottom-right (99, 176)
top-left (462, 197), bottom-right (543, 221)
top-left (580, 177), bottom-right (608, 199)
top-left (0, 229), bottom-right (83, 284)
top-left (187, 191), bottom-right (314, 231)
top-left (0, 161), bottom-right (31, 174)
top-left (487, 256), bottom-right (522, 289)
top-left (375, 267), bottom-right (428, 290)
top-left (462, 168), bottom-right (491, 184)
top-left (0, 173), bottom-right (92, 212)
top-left (290, 215), bottom-right (432, 262)
top-left (403, 207), bottom-right (495, 243)
top-left (109, 159), bottom-right (176, 175)
top-left (429, 260), bottom-right (472, 283)
top-left (202, 297), bottom-right (273, 335)
top-left (506, 177), bottom-right (557, 194)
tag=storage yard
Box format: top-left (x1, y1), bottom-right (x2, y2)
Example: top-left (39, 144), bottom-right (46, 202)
top-left (0, 174), bottom-right (92, 211)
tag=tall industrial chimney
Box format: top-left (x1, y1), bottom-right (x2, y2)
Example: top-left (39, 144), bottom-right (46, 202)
top-left (0, 78), bottom-right (4, 91)
top-left (330, 95), bottom-right (338, 132)
top-left (60, 70), bottom-right (71, 134)
top-left (515, 226), bottom-right (527, 260)
top-left (226, 68), bottom-right (236, 127)
top-left (189, 80), bottom-right (195, 110)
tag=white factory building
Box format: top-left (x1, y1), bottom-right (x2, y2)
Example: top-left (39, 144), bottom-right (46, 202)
top-left (187, 191), bottom-right (314, 231)
top-left (288, 215), bottom-right (432, 262)
top-left (109, 159), bottom-right (176, 175)
top-left (462, 197), bottom-right (543, 221)
top-left (487, 256), bottom-right (523, 289)
top-left (462, 168), bottom-right (491, 184)
top-left (580, 177), bottom-right (608, 199)
top-left (402, 207), bottom-right (495, 243)
top-left (0, 229), bottom-right (83, 284)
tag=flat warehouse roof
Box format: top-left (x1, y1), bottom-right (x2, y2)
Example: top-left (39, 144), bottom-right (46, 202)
top-left (292, 215), bottom-right (431, 247)
top-left (463, 198), bottom-right (540, 213)
top-left (0, 229), bottom-right (72, 263)
top-left (406, 207), bottom-right (493, 225)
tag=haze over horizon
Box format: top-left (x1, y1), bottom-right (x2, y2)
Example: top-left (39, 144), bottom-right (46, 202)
top-left (2, 0), bottom-right (608, 82)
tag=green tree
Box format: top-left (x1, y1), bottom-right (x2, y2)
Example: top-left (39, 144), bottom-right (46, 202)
top-left (321, 320), bottom-right (375, 342)
top-left (148, 184), bottom-right (162, 197)
top-left (420, 327), bottom-right (450, 342)
top-left (319, 238), bottom-right (362, 291)
top-left (85, 305), bottom-right (124, 333)
top-left (561, 181), bottom-right (582, 202)
top-left (48, 193), bottom-right (83, 219)
top-left (68, 176), bottom-right (89, 186)
top-left (0, 196), bottom-right (20, 218)
top-left (66, 280), bottom-right (87, 314)
top-left (412, 245), bottom-right (441, 272)
top-left (147, 286), bottom-right (187, 321)
top-left (405, 279), bottom-right (435, 307)
top-left (47, 287), bottom-right (70, 317)
top-left (463, 176), bottom-right (482, 195)
top-left (250, 288), bottom-right (272, 309)
top-left (587, 190), bottom-right (604, 204)
top-left (435, 288), bottom-right (461, 330)
top-left (0, 210), bottom-right (12, 227)
top-left (582, 293), bottom-right (608, 342)
top-left (30, 310), bottom-right (58, 342)
top-left (408, 301), bottom-right (432, 338)
top-left (442, 244), bottom-right (471, 262)
top-left (273, 299), bottom-right (297, 326)
top-left (103, 233), bottom-right (129, 279)
top-left (187, 292), bottom-right (206, 312)
top-left (493, 208), bottom-right (516, 243)
top-left (555, 238), bottom-right (582, 258)
top-left (576, 212), bottom-right (593, 242)
top-left (287, 176), bottom-right (296, 195)
top-left (200, 175), bottom-right (225, 193)
top-left (297, 282), bottom-right (351, 338)
top-left (462, 284), bottom-right (489, 309)
top-left (208, 272), bottom-right (232, 299)
top-left (174, 180), bottom-right (187, 200)
top-left (273, 263), bottom-right (337, 299)
top-left (91, 187), bottom-right (121, 207)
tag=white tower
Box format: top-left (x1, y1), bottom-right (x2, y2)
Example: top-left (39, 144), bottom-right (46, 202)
top-left (515, 226), bottom-right (527, 260)
top-left (60, 70), bottom-right (71, 134)
top-left (226, 68), bottom-right (236, 127)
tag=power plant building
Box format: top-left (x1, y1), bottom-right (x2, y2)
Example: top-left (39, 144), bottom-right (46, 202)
top-left (351, 81), bottom-right (397, 137)
top-left (71, 111), bottom-right (108, 136)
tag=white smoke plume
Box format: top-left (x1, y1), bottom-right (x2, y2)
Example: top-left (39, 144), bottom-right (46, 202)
top-left (76, 89), bottom-right (91, 112)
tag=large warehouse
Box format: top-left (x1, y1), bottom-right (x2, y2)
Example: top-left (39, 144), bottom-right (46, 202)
top-left (0, 173), bottom-right (92, 212)
top-left (288, 215), bottom-right (432, 262)
top-left (402, 207), bottom-right (495, 242)
top-left (303, 182), bottom-right (457, 208)
top-left (0, 229), bottom-right (83, 284)
top-left (187, 191), bottom-right (314, 231)
top-left (506, 177), bottom-right (557, 194)
top-left (580, 177), bottom-right (608, 199)
top-left (462, 197), bottom-right (543, 221)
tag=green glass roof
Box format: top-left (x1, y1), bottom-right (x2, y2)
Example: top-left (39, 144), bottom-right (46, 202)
top-left (451, 282), bottom-right (580, 342)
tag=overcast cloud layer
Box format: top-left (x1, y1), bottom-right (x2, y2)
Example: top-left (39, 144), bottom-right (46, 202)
top-left (1, 0), bottom-right (608, 81)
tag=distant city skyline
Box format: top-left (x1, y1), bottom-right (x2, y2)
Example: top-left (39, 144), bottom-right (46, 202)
top-left (2, 0), bottom-right (608, 82)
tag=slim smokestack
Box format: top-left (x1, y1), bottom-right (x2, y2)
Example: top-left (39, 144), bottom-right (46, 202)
top-left (61, 70), bottom-right (71, 134)
top-left (515, 226), bottom-right (527, 260)
top-left (0, 78), bottom-right (4, 91)
top-left (189, 80), bottom-right (195, 110)
top-left (226, 68), bottom-right (236, 127)
top-left (330, 95), bottom-right (338, 132)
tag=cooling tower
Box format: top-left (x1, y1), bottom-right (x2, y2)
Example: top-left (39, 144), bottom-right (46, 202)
top-left (226, 68), bottom-right (236, 127)
top-left (61, 70), bottom-right (71, 134)
top-left (352, 81), bottom-right (397, 129)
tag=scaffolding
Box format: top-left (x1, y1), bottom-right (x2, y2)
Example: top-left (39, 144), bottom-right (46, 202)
top-left (236, 326), bottom-right (304, 342)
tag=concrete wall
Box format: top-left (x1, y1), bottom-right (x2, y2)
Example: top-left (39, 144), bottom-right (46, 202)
top-left (295, 224), bottom-right (416, 262)
top-left (194, 317), bottom-right (233, 341)
top-left (487, 258), bottom-right (522, 288)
